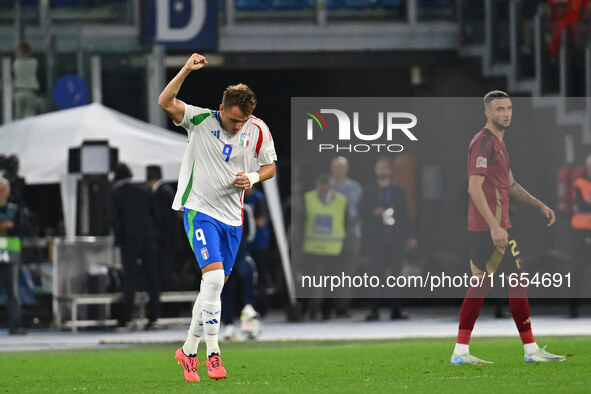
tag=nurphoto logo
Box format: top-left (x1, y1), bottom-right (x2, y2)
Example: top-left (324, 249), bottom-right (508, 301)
top-left (304, 107), bottom-right (418, 153)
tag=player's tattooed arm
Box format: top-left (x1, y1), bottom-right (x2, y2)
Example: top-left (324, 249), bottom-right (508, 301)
top-left (158, 74), bottom-right (187, 124)
top-left (509, 170), bottom-right (555, 226)
top-left (158, 53), bottom-right (207, 124)
top-left (509, 170), bottom-right (538, 205)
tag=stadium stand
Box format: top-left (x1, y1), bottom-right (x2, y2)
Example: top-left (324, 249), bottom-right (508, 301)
top-left (271, 0), bottom-right (310, 10)
top-left (379, 0), bottom-right (401, 9)
top-left (235, 0), bottom-right (270, 11)
top-left (418, 0), bottom-right (451, 9)
top-left (1, 0), bottom-right (590, 334)
top-left (51, 0), bottom-right (82, 6)
top-left (326, 0), bottom-right (344, 8)
top-left (343, 0), bottom-right (378, 9)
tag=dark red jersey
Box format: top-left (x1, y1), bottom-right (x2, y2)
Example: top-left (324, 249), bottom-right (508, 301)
top-left (467, 128), bottom-right (512, 231)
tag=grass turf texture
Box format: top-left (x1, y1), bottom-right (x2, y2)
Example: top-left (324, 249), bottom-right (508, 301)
top-left (1, 337), bottom-right (589, 393)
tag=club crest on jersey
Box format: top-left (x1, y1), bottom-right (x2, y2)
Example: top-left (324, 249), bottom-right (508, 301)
top-left (476, 156), bottom-right (487, 168)
top-left (240, 132), bottom-right (250, 148)
top-left (200, 247), bottom-right (209, 260)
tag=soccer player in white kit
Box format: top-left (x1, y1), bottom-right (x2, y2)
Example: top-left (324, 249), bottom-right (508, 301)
top-left (158, 53), bottom-right (277, 382)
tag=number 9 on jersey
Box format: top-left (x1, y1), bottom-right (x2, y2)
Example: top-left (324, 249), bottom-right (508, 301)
top-left (195, 228), bottom-right (207, 245)
top-left (222, 145), bottom-right (232, 162)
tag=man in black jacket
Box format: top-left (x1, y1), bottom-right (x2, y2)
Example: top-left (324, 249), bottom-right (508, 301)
top-left (0, 177), bottom-right (27, 334)
top-left (146, 165), bottom-right (183, 293)
top-left (110, 164), bottom-right (160, 329)
top-left (359, 157), bottom-right (416, 320)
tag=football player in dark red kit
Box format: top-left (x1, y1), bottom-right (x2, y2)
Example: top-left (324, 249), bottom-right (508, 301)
top-left (451, 91), bottom-right (565, 364)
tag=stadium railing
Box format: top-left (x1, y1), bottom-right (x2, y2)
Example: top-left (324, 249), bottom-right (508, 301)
top-left (55, 291), bottom-right (197, 332)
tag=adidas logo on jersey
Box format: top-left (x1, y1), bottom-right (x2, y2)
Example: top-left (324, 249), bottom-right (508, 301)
top-left (211, 130), bottom-right (221, 139)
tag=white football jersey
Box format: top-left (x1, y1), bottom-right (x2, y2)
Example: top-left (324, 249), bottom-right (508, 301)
top-left (172, 103), bottom-right (277, 226)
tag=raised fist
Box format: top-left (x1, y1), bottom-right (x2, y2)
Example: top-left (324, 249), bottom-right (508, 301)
top-left (184, 53), bottom-right (207, 72)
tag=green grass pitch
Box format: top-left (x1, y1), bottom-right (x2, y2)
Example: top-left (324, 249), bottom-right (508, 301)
top-left (1, 337), bottom-right (589, 393)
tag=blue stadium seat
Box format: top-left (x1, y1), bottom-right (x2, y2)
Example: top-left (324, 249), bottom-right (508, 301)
top-left (417, 0), bottom-right (452, 9)
top-left (51, 0), bottom-right (82, 5)
top-left (326, 0), bottom-right (343, 9)
top-left (379, 0), bottom-right (401, 9)
top-left (272, 0), bottom-right (309, 10)
top-left (277, 0), bottom-right (343, 9)
top-left (344, 0), bottom-right (377, 9)
top-left (235, 0), bottom-right (270, 10)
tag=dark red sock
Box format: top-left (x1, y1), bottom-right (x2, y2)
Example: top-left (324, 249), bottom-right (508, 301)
top-left (509, 284), bottom-right (535, 344)
top-left (457, 277), bottom-right (491, 344)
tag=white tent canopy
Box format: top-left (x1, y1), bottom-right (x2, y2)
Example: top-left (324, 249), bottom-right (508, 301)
top-left (0, 103), bottom-right (188, 184)
top-left (0, 103), bottom-right (188, 240)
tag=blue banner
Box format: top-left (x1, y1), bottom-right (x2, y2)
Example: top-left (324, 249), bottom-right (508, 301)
top-left (144, 0), bottom-right (218, 51)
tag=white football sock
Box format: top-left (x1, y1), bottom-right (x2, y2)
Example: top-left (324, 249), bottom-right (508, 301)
top-left (182, 286), bottom-right (203, 356)
top-left (454, 343), bottom-right (469, 355)
top-left (200, 269), bottom-right (225, 357)
top-left (524, 342), bottom-right (539, 355)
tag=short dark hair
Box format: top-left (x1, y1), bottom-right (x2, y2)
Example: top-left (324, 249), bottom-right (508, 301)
top-left (17, 41), bottom-right (32, 57)
top-left (114, 163), bottom-right (132, 181)
top-left (146, 165), bottom-right (162, 181)
top-left (222, 84), bottom-right (257, 115)
top-left (484, 90), bottom-right (510, 108)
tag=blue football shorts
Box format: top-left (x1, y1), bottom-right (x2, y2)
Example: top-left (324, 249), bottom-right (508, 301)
top-left (183, 209), bottom-right (242, 275)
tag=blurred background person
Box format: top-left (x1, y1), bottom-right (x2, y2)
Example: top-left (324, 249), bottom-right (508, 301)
top-left (146, 165), bottom-right (183, 294)
top-left (569, 153), bottom-right (591, 317)
top-left (12, 41), bottom-right (39, 120)
top-left (244, 186), bottom-right (272, 316)
top-left (546, 0), bottom-right (581, 59)
top-left (546, 0), bottom-right (588, 97)
top-left (0, 177), bottom-right (27, 335)
top-left (221, 203), bottom-right (260, 341)
top-left (360, 157), bottom-right (416, 321)
top-left (110, 163), bottom-right (160, 330)
top-left (302, 173), bottom-right (348, 320)
top-left (329, 156), bottom-right (362, 318)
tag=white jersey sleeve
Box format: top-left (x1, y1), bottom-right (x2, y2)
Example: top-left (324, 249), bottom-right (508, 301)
top-left (174, 103), bottom-right (212, 137)
top-left (251, 117), bottom-right (277, 166)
